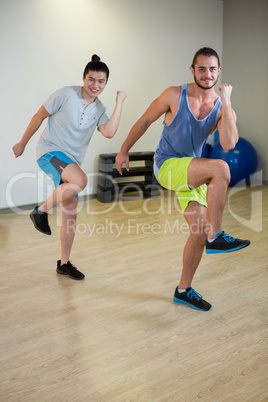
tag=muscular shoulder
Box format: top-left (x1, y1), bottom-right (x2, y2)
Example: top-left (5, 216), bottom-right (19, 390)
top-left (160, 86), bottom-right (181, 101)
top-left (159, 86), bottom-right (182, 118)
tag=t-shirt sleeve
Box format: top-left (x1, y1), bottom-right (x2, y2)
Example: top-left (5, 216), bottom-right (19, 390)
top-left (97, 107), bottom-right (110, 129)
top-left (43, 87), bottom-right (66, 115)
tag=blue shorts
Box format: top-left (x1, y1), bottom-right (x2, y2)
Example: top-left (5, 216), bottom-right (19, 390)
top-left (37, 151), bottom-right (79, 199)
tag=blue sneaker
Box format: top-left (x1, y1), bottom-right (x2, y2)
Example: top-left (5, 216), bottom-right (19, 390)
top-left (206, 231), bottom-right (250, 254)
top-left (173, 287), bottom-right (211, 311)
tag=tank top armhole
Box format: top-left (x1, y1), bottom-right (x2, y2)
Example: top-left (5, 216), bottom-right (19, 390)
top-left (163, 84), bottom-right (186, 128)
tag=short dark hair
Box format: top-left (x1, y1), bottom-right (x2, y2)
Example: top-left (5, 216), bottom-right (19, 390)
top-left (191, 47), bottom-right (221, 69)
top-left (83, 54), bottom-right (109, 80)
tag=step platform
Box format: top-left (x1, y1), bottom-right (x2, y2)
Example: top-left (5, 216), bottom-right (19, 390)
top-left (97, 152), bottom-right (160, 203)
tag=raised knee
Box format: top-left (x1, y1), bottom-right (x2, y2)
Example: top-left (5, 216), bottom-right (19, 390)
top-left (213, 159), bottom-right (230, 183)
top-left (221, 160), bottom-right (231, 183)
top-left (76, 173), bottom-right (88, 191)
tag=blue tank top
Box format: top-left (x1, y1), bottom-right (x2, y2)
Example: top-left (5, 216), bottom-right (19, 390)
top-left (154, 84), bottom-right (222, 169)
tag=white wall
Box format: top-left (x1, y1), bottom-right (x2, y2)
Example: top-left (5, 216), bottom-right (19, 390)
top-left (0, 0), bottom-right (223, 210)
top-left (222, 0), bottom-right (268, 183)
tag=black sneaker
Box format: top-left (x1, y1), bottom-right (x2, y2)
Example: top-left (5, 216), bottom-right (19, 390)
top-left (206, 231), bottom-right (250, 254)
top-left (173, 287), bottom-right (211, 311)
top-left (30, 206), bottom-right (51, 235)
top-left (56, 260), bottom-right (85, 280)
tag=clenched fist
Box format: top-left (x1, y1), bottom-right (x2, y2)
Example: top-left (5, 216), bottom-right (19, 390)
top-left (218, 84), bottom-right (232, 103)
top-left (116, 91), bottom-right (127, 104)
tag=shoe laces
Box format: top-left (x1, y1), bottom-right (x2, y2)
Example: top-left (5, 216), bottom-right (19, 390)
top-left (214, 231), bottom-right (236, 243)
top-left (186, 287), bottom-right (202, 301)
top-left (222, 232), bottom-right (237, 243)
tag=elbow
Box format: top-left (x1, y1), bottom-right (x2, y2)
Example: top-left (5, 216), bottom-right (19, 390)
top-left (220, 131), bottom-right (239, 151)
top-left (104, 130), bottom-right (116, 139)
top-left (221, 139), bottom-right (238, 151)
top-left (106, 130), bottom-right (116, 139)
top-left (100, 126), bottom-right (116, 138)
top-left (223, 143), bottom-right (235, 151)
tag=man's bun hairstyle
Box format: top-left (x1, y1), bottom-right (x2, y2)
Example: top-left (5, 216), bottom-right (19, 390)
top-left (91, 54), bottom-right (100, 62)
top-left (83, 54), bottom-right (109, 80)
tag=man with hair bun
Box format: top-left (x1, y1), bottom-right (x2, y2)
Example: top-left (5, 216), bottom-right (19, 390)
top-left (116, 47), bottom-right (250, 311)
top-left (13, 54), bottom-right (127, 280)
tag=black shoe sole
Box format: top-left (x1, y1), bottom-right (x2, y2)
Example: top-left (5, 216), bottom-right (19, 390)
top-left (30, 212), bottom-right (51, 235)
top-left (206, 242), bottom-right (250, 254)
top-left (56, 268), bottom-right (85, 280)
top-left (173, 296), bottom-right (211, 311)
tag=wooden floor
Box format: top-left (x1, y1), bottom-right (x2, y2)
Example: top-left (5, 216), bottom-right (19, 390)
top-left (0, 186), bottom-right (267, 402)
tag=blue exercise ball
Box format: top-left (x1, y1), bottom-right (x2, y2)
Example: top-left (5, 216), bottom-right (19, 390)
top-left (208, 137), bottom-right (258, 186)
top-left (201, 143), bottom-right (212, 158)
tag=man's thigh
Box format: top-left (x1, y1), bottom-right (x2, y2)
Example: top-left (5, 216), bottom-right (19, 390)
top-left (187, 157), bottom-right (230, 189)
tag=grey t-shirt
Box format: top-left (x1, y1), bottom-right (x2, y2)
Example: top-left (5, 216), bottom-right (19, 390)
top-left (36, 86), bottom-right (110, 165)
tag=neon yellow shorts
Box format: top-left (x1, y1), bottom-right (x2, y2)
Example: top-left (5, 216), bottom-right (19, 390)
top-left (157, 157), bottom-right (207, 212)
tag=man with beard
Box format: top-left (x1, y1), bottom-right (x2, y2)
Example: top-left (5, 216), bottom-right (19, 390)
top-left (116, 47), bottom-right (250, 311)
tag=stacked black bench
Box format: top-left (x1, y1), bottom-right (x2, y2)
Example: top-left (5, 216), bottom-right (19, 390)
top-left (97, 152), bottom-right (159, 203)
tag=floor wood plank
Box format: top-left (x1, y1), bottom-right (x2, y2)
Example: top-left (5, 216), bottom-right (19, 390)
top-left (0, 186), bottom-right (267, 401)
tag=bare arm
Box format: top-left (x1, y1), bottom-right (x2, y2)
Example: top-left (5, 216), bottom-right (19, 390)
top-left (115, 89), bottom-right (171, 174)
top-left (98, 91), bottom-right (127, 139)
top-left (12, 105), bottom-right (50, 157)
top-left (217, 84), bottom-right (239, 150)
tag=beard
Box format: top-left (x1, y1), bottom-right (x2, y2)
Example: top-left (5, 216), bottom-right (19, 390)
top-left (194, 74), bottom-right (218, 90)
